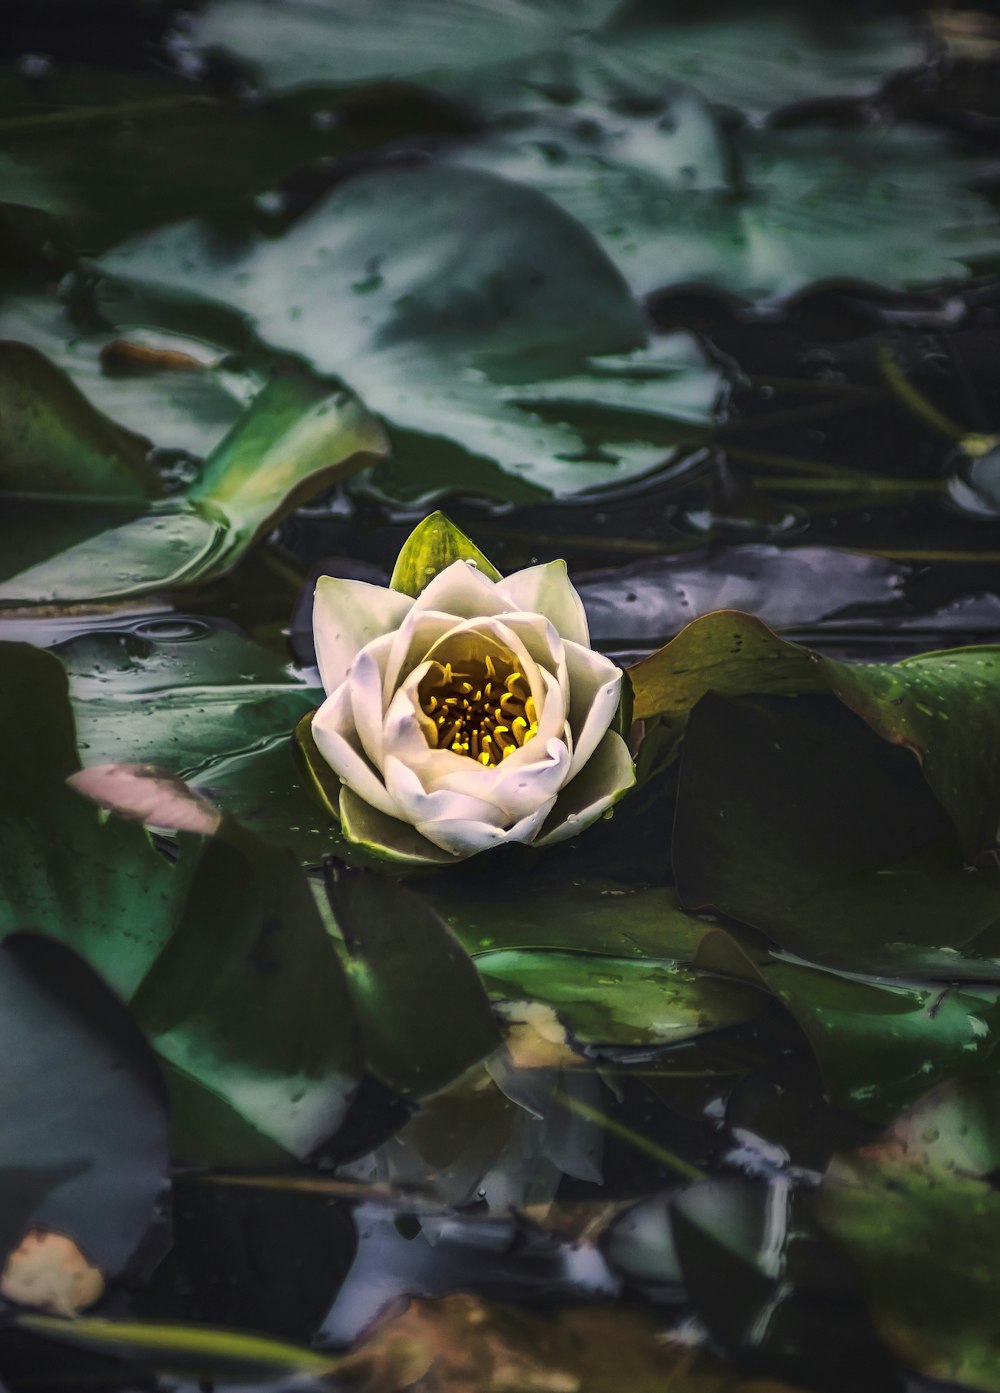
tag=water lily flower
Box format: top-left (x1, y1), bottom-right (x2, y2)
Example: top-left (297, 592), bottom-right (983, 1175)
top-left (305, 517), bottom-right (635, 863)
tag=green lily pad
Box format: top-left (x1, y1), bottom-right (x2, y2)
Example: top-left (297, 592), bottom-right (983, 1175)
top-left (477, 947), bottom-right (764, 1048)
top-left (0, 642), bottom-right (197, 998)
top-left (189, 0), bottom-right (619, 94)
top-left (697, 926), bottom-right (1000, 1122)
top-left (0, 62), bottom-right (466, 252)
top-left (630, 612), bottom-right (1000, 861)
top-left (1, 640), bottom-right (359, 1164)
top-left (130, 823), bottom-right (361, 1164)
top-left (428, 869), bottom-right (711, 961)
top-left (0, 932), bottom-right (168, 1278)
top-left (817, 1080), bottom-right (1000, 1391)
top-left (324, 865), bottom-right (501, 1098)
top-left (0, 365), bottom-right (386, 606)
top-left (0, 340), bottom-right (158, 502)
top-left (673, 689), bottom-right (1000, 979)
top-left (61, 620), bottom-right (328, 864)
top-left (99, 163), bottom-right (719, 500)
top-left (0, 292), bottom-right (249, 460)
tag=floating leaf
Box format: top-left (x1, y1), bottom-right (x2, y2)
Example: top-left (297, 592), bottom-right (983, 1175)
top-left (630, 611), bottom-right (1000, 861)
top-left (99, 164), bottom-right (719, 500)
top-left (0, 641), bottom-right (197, 997)
top-left (0, 341), bottom-right (157, 501)
top-left (0, 367), bottom-right (387, 606)
top-left (0, 932), bottom-right (168, 1281)
top-left (817, 1080), bottom-right (1000, 1391)
top-left (324, 864), bottom-right (501, 1098)
top-left (130, 826), bottom-right (362, 1164)
top-left (62, 618), bottom-right (328, 864)
top-left (697, 925), bottom-right (1000, 1122)
top-left (478, 948), bottom-right (764, 1048)
top-left (189, 0), bottom-right (620, 94)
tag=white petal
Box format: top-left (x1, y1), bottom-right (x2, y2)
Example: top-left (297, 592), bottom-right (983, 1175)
top-left (311, 684), bottom-right (399, 819)
top-left (382, 608), bottom-right (460, 705)
top-left (495, 612), bottom-right (567, 692)
top-left (383, 755), bottom-right (508, 829)
top-left (535, 732), bottom-right (636, 846)
top-left (410, 559), bottom-right (510, 621)
top-left (417, 796), bottom-right (557, 858)
top-left (339, 786), bottom-right (454, 865)
top-left (563, 640), bottom-right (623, 777)
top-left (313, 577), bottom-right (412, 695)
top-left (496, 560), bottom-right (590, 646)
top-left (349, 632), bottom-right (395, 770)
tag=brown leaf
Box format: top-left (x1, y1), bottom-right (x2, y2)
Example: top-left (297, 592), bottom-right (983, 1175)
top-left (1, 1229), bottom-right (105, 1316)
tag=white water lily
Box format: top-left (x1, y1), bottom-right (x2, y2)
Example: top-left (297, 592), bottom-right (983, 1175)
top-left (309, 537), bottom-right (635, 863)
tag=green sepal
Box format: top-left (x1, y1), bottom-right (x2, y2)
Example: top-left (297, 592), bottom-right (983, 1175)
top-left (389, 510), bottom-right (502, 598)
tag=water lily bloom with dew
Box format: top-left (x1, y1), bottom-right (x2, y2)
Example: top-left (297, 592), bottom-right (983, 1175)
top-left (303, 514), bottom-right (635, 863)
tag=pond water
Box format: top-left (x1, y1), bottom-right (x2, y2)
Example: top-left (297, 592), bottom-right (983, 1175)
top-left (3, 4), bottom-right (1000, 1391)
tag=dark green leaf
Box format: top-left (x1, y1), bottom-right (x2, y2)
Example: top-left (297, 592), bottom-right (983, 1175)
top-left (0, 341), bottom-right (157, 502)
top-left (0, 932), bottom-right (168, 1277)
top-left (130, 824), bottom-right (361, 1163)
top-left (99, 164), bottom-right (719, 500)
top-left (0, 368), bottom-right (387, 607)
top-left (817, 1080), bottom-right (1000, 1390)
top-left (325, 864), bottom-right (501, 1098)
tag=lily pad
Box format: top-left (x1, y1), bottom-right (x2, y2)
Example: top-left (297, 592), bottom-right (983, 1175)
top-left (697, 926), bottom-right (1000, 1122)
top-left (61, 619), bottom-right (329, 864)
top-left (130, 824), bottom-right (362, 1164)
top-left (817, 1080), bottom-right (1000, 1390)
top-left (0, 365), bottom-right (386, 606)
top-left (477, 947), bottom-right (764, 1048)
top-left (630, 611), bottom-right (1000, 862)
top-left (0, 932), bottom-right (168, 1279)
top-left (0, 340), bottom-right (158, 501)
top-left (99, 163), bottom-right (719, 499)
top-left (324, 864), bottom-right (501, 1098)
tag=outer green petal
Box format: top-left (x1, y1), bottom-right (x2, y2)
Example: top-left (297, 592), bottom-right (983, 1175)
top-left (338, 786), bottom-right (454, 866)
top-left (534, 731), bottom-right (636, 846)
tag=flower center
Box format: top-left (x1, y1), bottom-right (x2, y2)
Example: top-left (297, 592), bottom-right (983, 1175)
top-left (418, 649), bottom-right (539, 766)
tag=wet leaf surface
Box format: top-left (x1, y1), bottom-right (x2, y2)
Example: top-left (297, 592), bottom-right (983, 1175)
top-left (6, 5), bottom-right (1000, 1391)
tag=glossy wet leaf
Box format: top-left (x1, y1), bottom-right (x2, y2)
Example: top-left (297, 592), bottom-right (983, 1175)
top-left (448, 56), bottom-right (998, 299)
top-left (0, 642), bottom-right (197, 997)
top-left (390, 509), bottom-right (502, 598)
top-left (478, 948), bottom-right (763, 1047)
top-left (325, 865), bottom-right (501, 1098)
top-left (0, 293), bottom-right (247, 459)
top-left (631, 611), bottom-right (1000, 862)
top-left (100, 164), bottom-right (719, 499)
top-left (697, 926), bottom-right (1000, 1122)
top-left (0, 368), bottom-right (387, 606)
top-left (0, 341), bottom-right (157, 501)
top-left (0, 62), bottom-right (463, 251)
top-left (431, 870), bottom-right (712, 960)
top-left (130, 824), bottom-right (362, 1164)
top-left (190, 0), bottom-right (620, 94)
top-left (674, 690), bottom-right (1000, 978)
top-left (0, 932), bottom-right (168, 1280)
top-left (817, 1080), bottom-right (1000, 1390)
top-left (61, 619), bottom-right (328, 863)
